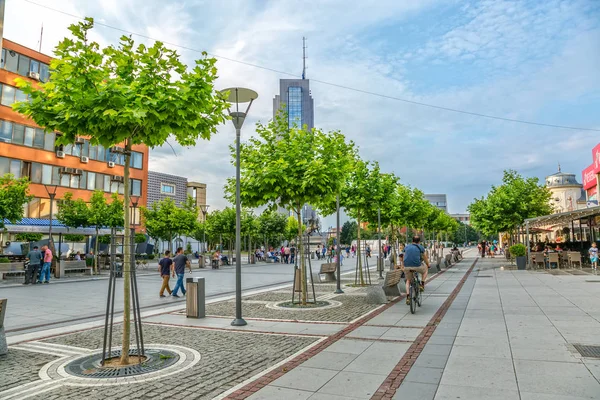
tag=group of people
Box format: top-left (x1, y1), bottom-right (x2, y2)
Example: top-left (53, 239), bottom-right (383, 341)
top-left (158, 247), bottom-right (192, 298)
top-left (23, 245), bottom-right (53, 285)
top-left (478, 241), bottom-right (503, 258)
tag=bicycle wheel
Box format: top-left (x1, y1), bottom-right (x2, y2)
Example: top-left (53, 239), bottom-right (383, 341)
top-left (409, 282), bottom-right (416, 314)
top-left (416, 279), bottom-right (422, 307)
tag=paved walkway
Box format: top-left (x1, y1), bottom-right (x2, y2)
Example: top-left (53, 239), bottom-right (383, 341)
top-left (238, 253), bottom-right (600, 400)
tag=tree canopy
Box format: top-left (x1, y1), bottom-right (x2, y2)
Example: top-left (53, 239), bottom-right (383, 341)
top-left (0, 174), bottom-right (32, 229)
top-left (141, 197), bottom-right (198, 250)
top-left (468, 170), bottom-right (552, 237)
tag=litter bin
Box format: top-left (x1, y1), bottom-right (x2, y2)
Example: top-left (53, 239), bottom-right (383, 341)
top-left (186, 277), bottom-right (205, 318)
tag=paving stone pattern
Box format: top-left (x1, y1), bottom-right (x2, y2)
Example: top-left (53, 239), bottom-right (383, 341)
top-left (37, 324), bottom-right (317, 400)
top-left (0, 348), bottom-right (59, 391)
top-left (206, 293), bottom-right (380, 322)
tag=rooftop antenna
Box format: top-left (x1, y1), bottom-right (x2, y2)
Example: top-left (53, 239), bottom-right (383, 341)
top-left (557, 162), bottom-right (561, 173)
top-left (302, 36), bottom-right (306, 80)
top-left (38, 24), bottom-right (43, 52)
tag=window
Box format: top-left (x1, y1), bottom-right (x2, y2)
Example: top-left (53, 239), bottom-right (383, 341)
top-left (60, 173), bottom-right (70, 187)
top-left (24, 127), bottom-right (34, 147)
top-left (63, 143), bottom-right (73, 155)
top-left (131, 179), bottom-right (141, 196)
top-left (30, 163), bottom-right (42, 183)
top-left (9, 160), bottom-right (21, 178)
top-left (1, 84), bottom-right (15, 106)
top-left (131, 151), bottom-right (143, 169)
top-left (161, 183), bottom-right (175, 194)
top-left (15, 89), bottom-right (27, 104)
top-left (12, 124), bottom-right (24, 144)
top-left (39, 199), bottom-right (52, 219)
top-left (33, 129), bottom-right (45, 148)
top-left (87, 172), bottom-right (96, 190)
top-left (72, 143), bottom-right (81, 157)
top-left (42, 164), bottom-right (52, 185)
top-left (95, 173), bottom-right (105, 191)
top-left (0, 157), bottom-right (8, 175)
top-left (44, 132), bottom-right (55, 151)
top-left (30, 60), bottom-right (40, 74)
top-left (287, 86), bottom-right (303, 128)
top-left (104, 175), bottom-right (111, 192)
top-left (0, 49), bottom-right (5, 69)
top-left (51, 166), bottom-right (60, 185)
top-left (17, 55), bottom-right (30, 76)
top-left (79, 171), bottom-right (87, 189)
top-left (4, 50), bottom-right (18, 73)
top-left (97, 144), bottom-right (106, 162)
top-left (0, 120), bottom-right (12, 143)
top-left (81, 139), bottom-right (89, 157)
top-left (70, 174), bottom-right (80, 189)
top-left (89, 144), bottom-right (97, 160)
top-left (110, 180), bottom-right (120, 193)
top-left (39, 63), bottom-right (49, 82)
top-left (28, 198), bottom-right (40, 218)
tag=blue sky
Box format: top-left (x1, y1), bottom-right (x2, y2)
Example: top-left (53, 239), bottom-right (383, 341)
top-left (4, 0), bottom-right (600, 222)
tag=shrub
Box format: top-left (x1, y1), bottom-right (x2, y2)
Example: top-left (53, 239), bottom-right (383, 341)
top-left (64, 234), bottom-right (85, 242)
top-left (98, 235), bottom-right (111, 244)
top-left (0, 257), bottom-right (10, 263)
top-left (509, 243), bottom-right (526, 257)
top-left (134, 233), bottom-right (147, 244)
top-left (15, 233), bottom-right (43, 242)
top-left (147, 253), bottom-right (155, 260)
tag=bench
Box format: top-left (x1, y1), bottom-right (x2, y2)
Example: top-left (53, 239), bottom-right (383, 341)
top-left (382, 269), bottom-right (403, 297)
top-left (312, 263), bottom-right (337, 283)
top-left (0, 262), bottom-right (25, 279)
top-left (0, 298), bottom-right (7, 355)
top-left (56, 260), bottom-right (92, 278)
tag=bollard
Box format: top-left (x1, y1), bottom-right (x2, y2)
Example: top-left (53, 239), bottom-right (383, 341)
top-left (186, 277), bottom-right (205, 318)
top-left (0, 299), bottom-right (7, 355)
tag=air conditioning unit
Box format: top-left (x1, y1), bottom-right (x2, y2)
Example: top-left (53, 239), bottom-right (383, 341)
top-left (74, 137), bottom-right (85, 144)
top-left (110, 175), bottom-right (124, 183)
top-left (80, 156), bottom-right (89, 163)
top-left (27, 71), bottom-right (40, 80)
top-left (110, 146), bottom-right (125, 154)
top-left (59, 167), bottom-right (75, 175)
top-left (56, 151), bottom-right (66, 159)
top-left (108, 161), bottom-right (115, 168)
top-left (73, 169), bottom-right (83, 175)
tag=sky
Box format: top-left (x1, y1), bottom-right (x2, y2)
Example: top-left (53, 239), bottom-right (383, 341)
top-left (3, 0), bottom-right (600, 226)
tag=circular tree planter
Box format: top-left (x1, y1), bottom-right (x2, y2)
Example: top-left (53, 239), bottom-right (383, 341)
top-left (266, 299), bottom-right (342, 311)
top-left (40, 344), bottom-right (200, 386)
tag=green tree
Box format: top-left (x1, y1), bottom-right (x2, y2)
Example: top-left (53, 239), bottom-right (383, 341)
top-left (453, 222), bottom-right (479, 244)
top-left (0, 174), bottom-right (33, 232)
top-left (229, 113), bottom-right (355, 303)
top-left (84, 191), bottom-right (123, 274)
top-left (340, 221), bottom-right (358, 245)
top-left (468, 170), bottom-right (552, 241)
top-left (14, 18), bottom-right (227, 364)
top-left (15, 233), bottom-right (43, 242)
top-left (141, 197), bottom-right (199, 252)
top-left (57, 192), bottom-right (90, 229)
top-left (257, 210), bottom-right (288, 249)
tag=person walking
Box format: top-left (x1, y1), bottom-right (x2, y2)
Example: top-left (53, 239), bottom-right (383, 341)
top-left (284, 246), bottom-right (291, 264)
top-left (322, 245), bottom-right (327, 260)
top-left (290, 243), bottom-right (296, 265)
top-left (158, 250), bottom-right (173, 297)
top-left (171, 247), bottom-right (189, 298)
top-left (351, 244), bottom-right (356, 258)
top-left (480, 241), bottom-right (487, 258)
top-left (39, 245), bottom-right (52, 284)
top-left (366, 244), bottom-right (371, 258)
top-left (345, 245), bottom-right (350, 259)
top-left (589, 242), bottom-right (598, 271)
top-left (24, 245), bottom-right (42, 285)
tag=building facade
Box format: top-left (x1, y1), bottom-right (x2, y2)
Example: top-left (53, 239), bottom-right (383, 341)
top-left (0, 39), bottom-right (148, 227)
top-left (545, 167), bottom-right (586, 213)
top-left (147, 171), bottom-right (189, 207)
top-left (187, 181), bottom-right (207, 222)
top-left (450, 213), bottom-right (470, 225)
top-left (582, 142), bottom-right (600, 207)
top-left (425, 194), bottom-right (448, 212)
top-left (273, 79), bottom-right (314, 130)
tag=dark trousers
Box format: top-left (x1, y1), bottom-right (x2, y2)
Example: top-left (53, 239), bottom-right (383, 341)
top-left (25, 264), bottom-right (40, 284)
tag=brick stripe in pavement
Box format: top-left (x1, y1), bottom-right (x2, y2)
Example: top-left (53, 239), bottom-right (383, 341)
top-left (223, 262), bottom-right (465, 400)
top-left (371, 258), bottom-right (479, 400)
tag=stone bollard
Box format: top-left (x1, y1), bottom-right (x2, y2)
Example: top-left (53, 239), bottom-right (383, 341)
top-left (365, 286), bottom-right (387, 304)
top-left (0, 299), bottom-right (7, 355)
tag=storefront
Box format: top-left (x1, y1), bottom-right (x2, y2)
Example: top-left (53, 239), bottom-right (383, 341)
top-left (582, 143), bottom-right (600, 206)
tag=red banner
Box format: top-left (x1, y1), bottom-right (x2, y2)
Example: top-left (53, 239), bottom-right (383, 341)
top-left (593, 143), bottom-right (600, 173)
top-left (583, 164), bottom-right (597, 190)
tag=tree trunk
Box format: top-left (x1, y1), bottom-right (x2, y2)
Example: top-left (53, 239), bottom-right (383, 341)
top-left (94, 227), bottom-right (100, 274)
top-left (357, 211), bottom-right (364, 285)
top-left (296, 206), bottom-right (306, 304)
top-left (121, 139), bottom-right (132, 364)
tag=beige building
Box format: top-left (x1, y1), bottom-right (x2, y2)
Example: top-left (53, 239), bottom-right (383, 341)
top-left (187, 181), bottom-right (207, 221)
top-left (545, 167), bottom-right (586, 214)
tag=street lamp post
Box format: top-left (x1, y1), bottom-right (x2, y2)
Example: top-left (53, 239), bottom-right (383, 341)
top-left (335, 194), bottom-right (343, 294)
top-left (199, 204), bottom-right (209, 254)
top-left (220, 87), bottom-right (258, 327)
top-left (378, 207), bottom-right (383, 279)
top-left (44, 184), bottom-right (58, 264)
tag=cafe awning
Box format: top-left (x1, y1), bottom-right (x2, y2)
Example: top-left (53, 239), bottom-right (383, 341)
top-left (524, 206), bottom-right (600, 228)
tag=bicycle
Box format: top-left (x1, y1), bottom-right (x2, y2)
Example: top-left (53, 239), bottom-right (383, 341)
top-left (408, 270), bottom-right (422, 314)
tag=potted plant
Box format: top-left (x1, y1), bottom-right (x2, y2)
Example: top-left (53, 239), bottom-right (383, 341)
top-left (509, 243), bottom-right (527, 270)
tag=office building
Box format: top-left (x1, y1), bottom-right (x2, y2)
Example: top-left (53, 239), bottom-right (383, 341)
top-left (273, 79), bottom-right (314, 130)
top-left (425, 194), bottom-right (448, 212)
top-left (0, 39), bottom-right (148, 233)
top-left (187, 181), bottom-right (207, 222)
top-left (147, 171), bottom-right (208, 221)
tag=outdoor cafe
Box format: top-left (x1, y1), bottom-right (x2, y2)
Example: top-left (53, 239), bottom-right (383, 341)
top-left (523, 205), bottom-right (600, 269)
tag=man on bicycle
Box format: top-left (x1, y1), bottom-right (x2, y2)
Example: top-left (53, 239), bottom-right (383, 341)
top-left (402, 236), bottom-right (430, 305)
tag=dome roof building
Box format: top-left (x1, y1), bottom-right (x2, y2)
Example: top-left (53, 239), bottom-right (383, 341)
top-left (545, 164), bottom-right (586, 213)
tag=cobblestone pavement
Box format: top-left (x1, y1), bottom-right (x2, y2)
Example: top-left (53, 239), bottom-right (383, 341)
top-left (204, 285), bottom-right (379, 322)
top-left (30, 323), bottom-right (318, 400)
top-left (0, 348), bottom-right (59, 391)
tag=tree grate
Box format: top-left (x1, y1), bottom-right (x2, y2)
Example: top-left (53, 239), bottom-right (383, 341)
top-left (573, 344), bottom-right (600, 358)
top-left (65, 348), bottom-right (180, 378)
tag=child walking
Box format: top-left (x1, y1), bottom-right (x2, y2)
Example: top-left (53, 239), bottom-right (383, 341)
top-left (589, 242), bottom-right (598, 271)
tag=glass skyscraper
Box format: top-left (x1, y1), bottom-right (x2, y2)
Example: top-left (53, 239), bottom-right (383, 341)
top-left (273, 79), bottom-right (314, 130)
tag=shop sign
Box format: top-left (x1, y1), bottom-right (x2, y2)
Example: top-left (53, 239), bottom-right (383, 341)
top-left (583, 164), bottom-right (597, 190)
